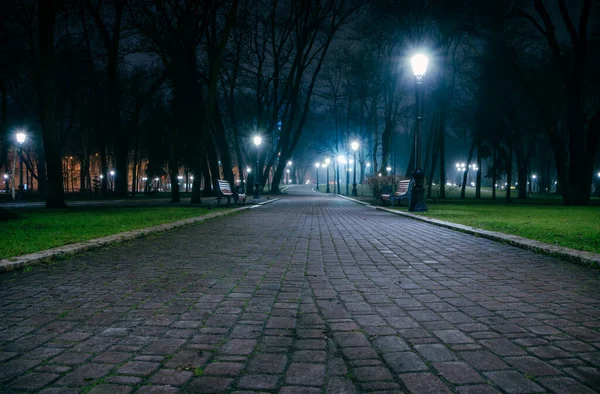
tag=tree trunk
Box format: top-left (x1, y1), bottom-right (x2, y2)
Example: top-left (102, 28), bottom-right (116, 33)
top-left (438, 117), bottom-right (446, 199)
top-left (213, 104), bottom-right (234, 186)
top-left (475, 142), bottom-right (481, 199)
top-left (202, 154), bottom-right (213, 197)
top-left (168, 128), bottom-right (180, 203)
top-left (506, 143), bottom-right (512, 202)
top-left (492, 146), bottom-right (497, 201)
top-left (38, 0), bottom-right (66, 208)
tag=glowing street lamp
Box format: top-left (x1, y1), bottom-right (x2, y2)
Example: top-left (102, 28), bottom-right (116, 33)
top-left (409, 54), bottom-right (429, 211)
top-left (253, 136), bottom-right (262, 198)
top-left (351, 141), bottom-right (359, 196)
top-left (315, 162), bottom-right (321, 190)
top-left (15, 131), bottom-right (26, 199)
top-left (325, 158), bottom-right (331, 193)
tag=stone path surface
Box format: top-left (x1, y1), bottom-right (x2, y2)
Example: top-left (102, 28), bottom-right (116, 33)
top-left (1, 185), bottom-right (600, 393)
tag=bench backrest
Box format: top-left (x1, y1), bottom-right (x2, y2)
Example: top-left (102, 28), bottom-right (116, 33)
top-left (217, 180), bottom-right (233, 195)
top-left (396, 180), bottom-right (411, 194)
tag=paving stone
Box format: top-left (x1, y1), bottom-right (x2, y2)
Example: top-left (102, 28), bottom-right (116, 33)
top-left (187, 376), bottom-right (233, 393)
top-left (327, 376), bottom-right (357, 393)
top-left (248, 353), bottom-right (287, 373)
top-left (279, 386), bottom-right (321, 394)
top-left (433, 361), bottom-right (483, 384)
top-left (484, 371), bottom-right (545, 393)
top-left (414, 344), bottom-right (458, 361)
top-left (105, 376), bottom-right (143, 385)
top-left (285, 363), bottom-right (326, 386)
top-left (505, 356), bottom-right (561, 376)
top-left (538, 376), bottom-right (597, 394)
top-left (50, 352), bottom-right (93, 365)
top-left (352, 366), bottom-right (394, 381)
top-left (220, 339), bottom-right (257, 355)
top-left (459, 350), bottom-right (509, 371)
top-left (87, 384), bottom-right (133, 394)
top-left (0, 358), bottom-right (42, 382)
top-left (292, 350), bottom-right (326, 363)
top-left (372, 335), bottom-right (410, 352)
top-left (400, 372), bottom-right (452, 394)
top-left (383, 352), bottom-right (428, 373)
top-left (56, 363), bottom-right (114, 386)
top-left (39, 389), bottom-right (79, 394)
top-left (116, 361), bottom-right (159, 376)
top-left (334, 331), bottom-right (371, 347)
top-left (8, 372), bottom-right (59, 390)
top-left (135, 386), bottom-right (179, 394)
top-left (149, 369), bottom-right (193, 386)
top-left (433, 330), bottom-right (474, 344)
top-left (204, 362), bottom-right (244, 376)
top-left (237, 374), bottom-right (279, 390)
top-left (456, 385), bottom-right (501, 394)
top-left (480, 339), bottom-right (526, 356)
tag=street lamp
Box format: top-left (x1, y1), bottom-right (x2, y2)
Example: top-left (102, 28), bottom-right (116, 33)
top-left (109, 170), bottom-right (115, 191)
top-left (325, 158), bottom-right (331, 193)
top-left (456, 162), bottom-right (466, 185)
top-left (386, 166), bottom-right (392, 174)
top-left (351, 141), bottom-right (359, 196)
top-left (16, 131), bottom-right (26, 199)
top-left (253, 136), bottom-right (262, 199)
top-left (315, 162), bottom-right (321, 190)
top-left (286, 161), bottom-right (293, 184)
top-left (409, 54), bottom-right (429, 211)
top-left (337, 155), bottom-right (346, 194)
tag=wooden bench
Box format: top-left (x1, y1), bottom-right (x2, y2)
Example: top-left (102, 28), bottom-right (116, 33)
top-left (381, 180), bottom-right (412, 206)
top-left (217, 179), bottom-right (246, 205)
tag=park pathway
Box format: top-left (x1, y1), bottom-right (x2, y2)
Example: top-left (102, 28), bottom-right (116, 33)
top-left (1, 186), bottom-right (599, 393)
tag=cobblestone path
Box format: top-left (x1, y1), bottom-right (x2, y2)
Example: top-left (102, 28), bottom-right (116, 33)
top-left (1, 188), bottom-right (599, 393)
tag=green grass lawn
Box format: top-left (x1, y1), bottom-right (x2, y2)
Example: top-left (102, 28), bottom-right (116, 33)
top-left (0, 206), bottom-right (232, 259)
top-left (405, 202), bottom-right (600, 254)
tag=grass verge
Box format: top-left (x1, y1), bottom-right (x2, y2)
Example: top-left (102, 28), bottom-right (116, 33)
top-left (403, 202), bottom-right (600, 254)
top-left (0, 206), bottom-right (233, 259)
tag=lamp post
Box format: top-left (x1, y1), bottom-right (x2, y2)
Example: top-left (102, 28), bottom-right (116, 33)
top-left (109, 170), bottom-right (115, 192)
top-left (456, 162), bottom-right (466, 185)
top-left (315, 162), bottom-right (321, 190)
top-left (337, 155), bottom-right (346, 194)
top-left (287, 161), bottom-right (293, 184)
top-left (365, 162), bottom-right (370, 181)
top-left (325, 158), bottom-right (331, 193)
top-left (409, 54), bottom-right (428, 212)
top-left (253, 136), bottom-right (262, 199)
top-left (351, 141), bottom-right (359, 196)
top-left (16, 131), bottom-right (26, 199)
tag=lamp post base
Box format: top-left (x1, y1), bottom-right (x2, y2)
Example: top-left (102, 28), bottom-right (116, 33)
top-left (408, 168), bottom-right (427, 212)
top-left (352, 183), bottom-right (357, 196)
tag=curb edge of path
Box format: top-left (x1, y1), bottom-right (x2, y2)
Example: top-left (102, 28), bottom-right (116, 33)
top-left (0, 198), bottom-right (281, 273)
top-left (336, 194), bottom-right (600, 269)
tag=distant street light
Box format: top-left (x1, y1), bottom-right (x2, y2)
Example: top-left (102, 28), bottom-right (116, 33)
top-left (351, 141), bottom-right (359, 196)
top-left (325, 158), bottom-right (331, 193)
top-left (16, 131), bottom-right (26, 199)
top-left (409, 54), bottom-right (428, 211)
top-left (109, 170), bottom-right (115, 191)
top-left (315, 162), bottom-right (321, 190)
top-left (386, 166), bottom-right (392, 174)
top-left (253, 136), bottom-right (262, 199)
